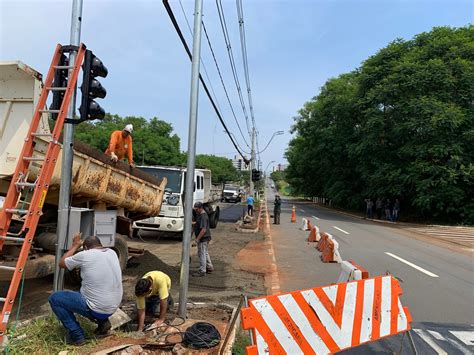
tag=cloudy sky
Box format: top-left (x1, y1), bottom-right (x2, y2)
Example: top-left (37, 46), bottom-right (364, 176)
top-left (1, 0), bottom-right (472, 170)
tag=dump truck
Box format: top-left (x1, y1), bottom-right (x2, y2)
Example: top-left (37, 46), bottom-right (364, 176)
top-left (0, 61), bottom-right (167, 280)
top-left (132, 166), bottom-right (221, 234)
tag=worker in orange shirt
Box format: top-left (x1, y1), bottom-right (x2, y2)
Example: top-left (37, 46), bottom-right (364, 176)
top-left (105, 124), bottom-right (135, 168)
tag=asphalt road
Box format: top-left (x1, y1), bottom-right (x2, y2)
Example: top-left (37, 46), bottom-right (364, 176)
top-left (266, 186), bottom-right (473, 354)
top-left (218, 201), bottom-right (246, 222)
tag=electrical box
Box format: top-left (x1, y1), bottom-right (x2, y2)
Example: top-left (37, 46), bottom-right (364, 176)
top-left (66, 208), bottom-right (116, 249)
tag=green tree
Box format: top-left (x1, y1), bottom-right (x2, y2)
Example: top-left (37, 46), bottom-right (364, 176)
top-left (286, 25), bottom-right (474, 224)
top-left (74, 113), bottom-right (183, 166)
top-left (195, 154), bottom-right (238, 184)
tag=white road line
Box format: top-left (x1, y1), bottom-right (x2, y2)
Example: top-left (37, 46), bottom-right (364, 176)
top-left (428, 330), bottom-right (446, 341)
top-left (414, 329), bottom-right (447, 355)
top-left (333, 226), bottom-right (350, 235)
top-left (312, 215), bottom-right (320, 220)
top-left (384, 252), bottom-right (439, 278)
top-left (449, 330), bottom-right (474, 346)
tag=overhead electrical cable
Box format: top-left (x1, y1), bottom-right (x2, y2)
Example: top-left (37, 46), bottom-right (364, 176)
top-left (236, 0), bottom-right (256, 129)
top-left (177, 0), bottom-right (223, 115)
top-left (202, 20), bottom-right (250, 149)
top-left (162, 0), bottom-right (250, 164)
top-left (215, 0), bottom-right (252, 136)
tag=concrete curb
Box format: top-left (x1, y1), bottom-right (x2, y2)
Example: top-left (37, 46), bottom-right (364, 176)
top-left (263, 199), bottom-right (281, 295)
top-left (235, 205), bottom-right (262, 233)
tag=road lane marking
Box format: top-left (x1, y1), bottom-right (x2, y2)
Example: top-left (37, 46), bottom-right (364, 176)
top-left (428, 330), bottom-right (446, 341)
top-left (384, 252), bottom-right (439, 278)
top-left (449, 331), bottom-right (474, 346)
top-left (333, 226), bottom-right (350, 234)
top-left (312, 215), bottom-right (320, 220)
top-left (414, 329), bottom-right (447, 354)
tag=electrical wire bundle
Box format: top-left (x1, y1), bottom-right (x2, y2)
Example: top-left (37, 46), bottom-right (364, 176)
top-left (183, 322), bottom-right (221, 349)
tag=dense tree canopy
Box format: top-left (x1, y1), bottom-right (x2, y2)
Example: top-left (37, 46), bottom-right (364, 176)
top-left (74, 114), bottom-right (183, 166)
top-left (286, 26), bottom-right (474, 224)
top-left (195, 154), bottom-right (238, 184)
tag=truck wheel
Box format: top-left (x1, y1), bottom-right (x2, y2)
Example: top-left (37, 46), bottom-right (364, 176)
top-left (112, 234), bottom-right (129, 270)
top-left (209, 207), bottom-right (220, 229)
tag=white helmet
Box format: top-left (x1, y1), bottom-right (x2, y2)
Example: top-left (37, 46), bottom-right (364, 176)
top-left (124, 124), bottom-right (133, 133)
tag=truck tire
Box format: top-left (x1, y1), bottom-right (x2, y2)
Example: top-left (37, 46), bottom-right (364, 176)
top-left (209, 207), bottom-right (220, 229)
top-left (112, 234), bottom-right (129, 270)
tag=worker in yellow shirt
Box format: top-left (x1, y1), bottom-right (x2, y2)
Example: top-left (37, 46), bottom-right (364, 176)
top-left (135, 271), bottom-right (172, 331)
top-left (105, 124), bottom-right (135, 167)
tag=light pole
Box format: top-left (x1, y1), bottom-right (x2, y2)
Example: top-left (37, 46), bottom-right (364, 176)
top-left (264, 160), bottom-right (275, 173)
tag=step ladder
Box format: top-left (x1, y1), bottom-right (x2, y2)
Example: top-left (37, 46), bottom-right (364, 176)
top-left (0, 43), bottom-right (87, 339)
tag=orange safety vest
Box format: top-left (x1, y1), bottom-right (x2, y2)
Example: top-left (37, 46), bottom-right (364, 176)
top-left (105, 130), bottom-right (134, 163)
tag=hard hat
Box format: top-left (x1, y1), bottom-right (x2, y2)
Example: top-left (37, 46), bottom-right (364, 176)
top-left (124, 124), bottom-right (133, 133)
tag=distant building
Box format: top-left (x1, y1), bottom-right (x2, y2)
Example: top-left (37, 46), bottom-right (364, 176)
top-left (232, 155), bottom-right (249, 171)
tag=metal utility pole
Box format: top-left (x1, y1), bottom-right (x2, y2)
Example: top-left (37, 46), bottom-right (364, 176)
top-left (178, 0), bottom-right (204, 318)
top-left (54, 0), bottom-right (83, 291)
top-left (249, 127), bottom-right (255, 196)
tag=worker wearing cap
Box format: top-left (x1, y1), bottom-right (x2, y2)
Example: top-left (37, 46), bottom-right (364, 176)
top-left (105, 124), bottom-right (135, 167)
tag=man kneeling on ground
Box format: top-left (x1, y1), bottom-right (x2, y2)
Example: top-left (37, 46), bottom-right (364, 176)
top-left (135, 271), bottom-right (173, 331)
top-left (49, 234), bottom-right (123, 345)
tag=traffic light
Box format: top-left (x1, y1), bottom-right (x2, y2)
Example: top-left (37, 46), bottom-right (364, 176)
top-left (79, 49), bottom-right (108, 120)
top-left (50, 53), bottom-right (69, 120)
top-left (252, 169), bottom-right (262, 182)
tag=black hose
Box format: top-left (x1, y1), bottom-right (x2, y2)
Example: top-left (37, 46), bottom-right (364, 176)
top-left (183, 322), bottom-right (221, 349)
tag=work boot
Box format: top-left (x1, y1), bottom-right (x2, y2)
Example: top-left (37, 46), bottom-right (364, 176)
top-left (66, 335), bottom-right (87, 346)
top-left (94, 319), bottom-right (111, 336)
top-left (191, 271), bottom-right (205, 277)
top-left (206, 267), bottom-right (214, 273)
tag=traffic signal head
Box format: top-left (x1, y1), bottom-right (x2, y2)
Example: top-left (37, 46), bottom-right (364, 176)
top-left (252, 169), bottom-right (261, 182)
top-left (50, 53), bottom-right (69, 119)
top-left (79, 50), bottom-right (108, 120)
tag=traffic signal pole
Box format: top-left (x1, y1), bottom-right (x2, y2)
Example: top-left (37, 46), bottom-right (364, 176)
top-left (54, 0), bottom-right (83, 291)
top-left (178, 0), bottom-right (204, 318)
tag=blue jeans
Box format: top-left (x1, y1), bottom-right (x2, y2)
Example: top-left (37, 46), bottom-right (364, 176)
top-left (49, 291), bottom-right (110, 342)
top-left (145, 294), bottom-right (174, 315)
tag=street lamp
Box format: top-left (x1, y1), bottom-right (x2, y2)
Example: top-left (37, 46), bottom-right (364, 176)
top-left (258, 130), bottom-right (284, 154)
top-left (265, 160), bottom-right (276, 172)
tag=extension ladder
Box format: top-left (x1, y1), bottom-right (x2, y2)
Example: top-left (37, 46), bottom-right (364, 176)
top-left (0, 43), bottom-right (87, 339)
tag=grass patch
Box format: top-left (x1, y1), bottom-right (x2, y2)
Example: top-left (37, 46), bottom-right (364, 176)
top-left (232, 328), bottom-right (251, 355)
top-left (6, 315), bottom-right (98, 354)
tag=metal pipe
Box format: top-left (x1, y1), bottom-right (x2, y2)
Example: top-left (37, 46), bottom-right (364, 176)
top-left (219, 295), bottom-right (245, 355)
top-left (178, 0), bottom-right (204, 318)
top-left (54, 0), bottom-right (83, 292)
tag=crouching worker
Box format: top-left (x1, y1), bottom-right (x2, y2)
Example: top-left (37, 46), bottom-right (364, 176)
top-left (135, 271), bottom-right (173, 331)
top-left (49, 234), bottom-right (123, 345)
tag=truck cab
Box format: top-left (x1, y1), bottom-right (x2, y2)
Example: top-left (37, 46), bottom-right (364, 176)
top-left (133, 166), bottom-right (220, 234)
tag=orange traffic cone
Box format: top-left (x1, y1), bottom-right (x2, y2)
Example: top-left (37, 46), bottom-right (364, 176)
top-left (291, 205), bottom-right (296, 223)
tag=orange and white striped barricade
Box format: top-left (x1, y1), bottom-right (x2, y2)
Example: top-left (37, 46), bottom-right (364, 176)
top-left (349, 260), bottom-right (370, 279)
top-left (300, 218), bottom-right (309, 231)
top-left (337, 260), bottom-right (369, 283)
top-left (241, 276), bottom-right (412, 354)
top-left (316, 232), bottom-right (331, 251)
top-left (307, 225), bottom-right (321, 242)
top-left (321, 238), bottom-right (342, 263)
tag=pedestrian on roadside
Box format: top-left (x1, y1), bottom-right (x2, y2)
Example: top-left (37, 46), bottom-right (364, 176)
top-left (191, 202), bottom-right (214, 277)
top-left (392, 199), bottom-right (400, 222)
top-left (247, 194), bottom-right (255, 216)
top-left (375, 198), bottom-right (383, 219)
top-left (135, 271), bottom-right (173, 331)
top-left (49, 234), bottom-right (123, 345)
top-left (364, 198), bottom-right (374, 219)
top-left (384, 199), bottom-right (392, 221)
top-left (273, 194), bottom-right (281, 224)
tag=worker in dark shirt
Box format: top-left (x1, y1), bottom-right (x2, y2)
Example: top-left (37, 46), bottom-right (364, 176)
top-left (191, 202), bottom-right (214, 277)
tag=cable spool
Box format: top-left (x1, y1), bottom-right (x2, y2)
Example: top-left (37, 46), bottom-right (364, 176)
top-left (183, 322), bottom-right (221, 349)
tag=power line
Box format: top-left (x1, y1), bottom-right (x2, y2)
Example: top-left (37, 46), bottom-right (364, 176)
top-left (202, 20), bottom-right (250, 148)
top-left (216, 0), bottom-right (252, 136)
top-left (236, 0), bottom-right (256, 129)
top-left (177, 0), bottom-right (223, 115)
top-left (162, 0), bottom-right (250, 165)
